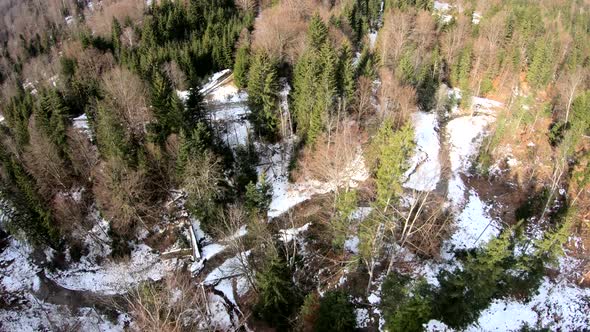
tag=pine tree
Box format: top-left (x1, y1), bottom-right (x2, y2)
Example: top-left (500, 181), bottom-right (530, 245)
top-left (527, 39), bottom-right (554, 90)
top-left (112, 18), bottom-right (122, 58)
top-left (372, 120), bottom-right (414, 211)
top-left (314, 290), bottom-right (356, 332)
top-left (292, 53), bottom-right (318, 140)
top-left (254, 255), bottom-right (300, 328)
top-left (260, 66), bottom-right (279, 140)
top-left (339, 42), bottom-right (356, 107)
top-left (308, 14), bottom-right (328, 50)
top-left (318, 42), bottom-right (338, 117)
top-left (234, 45), bottom-right (250, 89)
top-left (332, 189), bottom-right (357, 249)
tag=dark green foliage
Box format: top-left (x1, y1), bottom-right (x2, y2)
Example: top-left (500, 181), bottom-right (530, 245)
top-left (234, 45), bottom-right (250, 89)
top-left (433, 230), bottom-right (514, 329)
top-left (527, 39), bottom-right (555, 90)
top-left (112, 18), bottom-right (123, 58)
top-left (515, 189), bottom-right (549, 222)
top-left (548, 121), bottom-right (567, 147)
top-left (95, 103), bottom-right (133, 164)
top-left (308, 14), bottom-right (329, 50)
top-left (254, 255), bottom-right (300, 328)
top-left (149, 70), bottom-right (185, 143)
top-left (244, 176), bottom-right (272, 215)
top-left (134, 0), bottom-right (252, 82)
top-left (570, 90), bottom-right (590, 134)
top-left (247, 52), bottom-right (280, 141)
top-left (451, 46), bottom-right (473, 89)
top-left (339, 42), bottom-right (356, 106)
top-left (314, 290), bottom-right (356, 332)
top-left (387, 0), bottom-right (433, 11)
top-left (234, 141), bottom-right (258, 194)
top-left (381, 273), bottom-right (434, 332)
top-left (292, 16), bottom-right (347, 145)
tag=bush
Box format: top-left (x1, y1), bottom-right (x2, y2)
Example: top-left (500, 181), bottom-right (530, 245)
top-left (314, 290), bottom-right (356, 332)
top-left (381, 273), bottom-right (434, 332)
top-left (254, 255), bottom-right (300, 328)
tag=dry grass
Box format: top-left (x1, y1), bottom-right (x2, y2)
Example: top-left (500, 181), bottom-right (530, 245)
top-left (86, 0), bottom-right (145, 36)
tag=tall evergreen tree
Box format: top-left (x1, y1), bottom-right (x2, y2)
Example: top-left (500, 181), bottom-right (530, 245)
top-left (339, 42), bottom-right (356, 107)
top-left (372, 120), bottom-right (414, 210)
top-left (234, 45), bottom-right (250, 89)
top-left (308, 14), bottom-right (328, 50)
top-left (112, 18), bottom-right (122, 58)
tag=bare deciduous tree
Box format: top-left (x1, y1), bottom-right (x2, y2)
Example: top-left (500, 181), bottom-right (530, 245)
top-left (125, 272), bottom-right (213, 332)
top-left (353, 76), bottom-right (375, 123)
top-left (102, 67), bottom-right (152, 136)
top-left (23, 116), bottom-right (70, 198)
top-left (251, 2), bottom-right (308, 63)
top-left (93, 159), bottom-right (159, 234)
top-left (379, 10), bottom-right (412, 70)
top-left (297, 121), bottom-right (366, 194)
top-left (67, 127), bottom-right (99, 182)
top-left (557, 67), bottom-right (588, 123)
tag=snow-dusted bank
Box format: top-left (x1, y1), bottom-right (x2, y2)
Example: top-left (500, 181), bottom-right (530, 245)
top-left (404, 111), bottom-right (441, 191)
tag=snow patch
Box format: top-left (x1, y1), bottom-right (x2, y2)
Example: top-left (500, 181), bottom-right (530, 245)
top-left (444, 190), bottom-right (499, 257)
top-left (404, 111), bottom-right (441, 191)
top-left (446, 114), bottom-right (494, 206)
top-left (278, 223), bottom-right (311, 242)
top-left (355, 308), bottom-right (370, 328)
top-left (48, 244), bottom-right (177, 295)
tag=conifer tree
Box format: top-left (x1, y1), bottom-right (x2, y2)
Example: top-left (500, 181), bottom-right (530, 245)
top-left (254, 255), bottom-right (299, 328)
top-left (339, 42), bottom-right (356, 107)
top-left (308, 14), bottom-right (328, 50)
top-left (234, 45), bottom-right (250, 89)
top-left (112, 18), bottom-right (122, 58)
top-left (292, 53), bottom-right (318, 140)
top-left (372, 120), bottom-right (414, 210)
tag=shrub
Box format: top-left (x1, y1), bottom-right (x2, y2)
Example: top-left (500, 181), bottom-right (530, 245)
top-left (314, 290), bottom-right (356, 332)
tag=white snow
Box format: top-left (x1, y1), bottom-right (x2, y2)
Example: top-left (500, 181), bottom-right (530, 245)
top-left (0, 236), bottom-right (129, 331)
top-left (433, 1), bottom-right (451, 11)
top-left (48, 244), bottom-right (178, 295)
top-left (200, 69), bottom-right (231, 95)
top-left (263, 141), bottom-right (369, 218)
top-left (355, 308), bottom-right (370, 328)
top-left (211, 104), bottom-right (251, 147)
top-left (404, 111), bottom-right (441, 191)
top-left (278, 223), bottom-right (311, 242)
top-left (350, 207), bottom-right (373, 221)
top-left (469, 278), bottom-right (590, 331)
top-left (425, 319), bottom-right (451, 331)
top-left (72, 113), bottom-right (91, 137)
top-left (204, 251), bottom-right (251, 285)
top-left (368, 32), bottom-right (378, 49)
top-left (468, 299), bottom-right (537, 331)
top-left (176, 89), bottom-right (190, 101)
top-left (446, 114), bottom-right (494, 206)
top-left (472, 12), bottom-right (482, 25)
top-left (444, 190), bottom-right (500, 257)
top-left (368, 293), bottom-right (381, 305)
top-left (0, 238), bottom-right (39, 293)
top-left (209, 84), bottom-right (247, 104)
top-left (344, 236), bottom-right (360, 254)
top-left (201, 243), bottom-right (227, 260)
top-left (202, 252), bottom-right (252, 328)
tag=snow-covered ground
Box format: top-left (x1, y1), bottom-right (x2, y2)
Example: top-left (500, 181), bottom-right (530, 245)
top-left (404, 111), bottom-right (441, 191)
top-left (0, 237), bottom-right (129, 331)
top-left (202, 251), bottom-right (252, 330)
top-left (442, 190), bottom-right (500, 258)
top-left (446, 114), bottom-right (495, 207)
top-left (48, 244), bottom-right (178, 295)
top-left (262, 141), bottom-right (369, 219)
